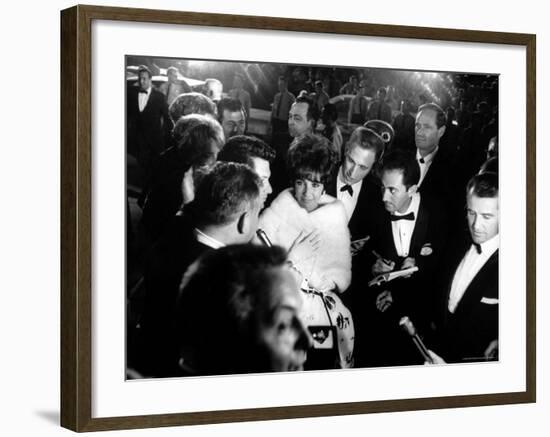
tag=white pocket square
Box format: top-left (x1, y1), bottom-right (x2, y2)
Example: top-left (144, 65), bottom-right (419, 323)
top-left (480, 297), bottom-right (499, 305)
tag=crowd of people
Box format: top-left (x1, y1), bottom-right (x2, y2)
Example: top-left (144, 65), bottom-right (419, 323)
top-left (126, 62), bottom-right (499, 378)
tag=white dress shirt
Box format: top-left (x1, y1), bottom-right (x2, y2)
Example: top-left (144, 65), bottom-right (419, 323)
top-left (336, 166), bottom-right (362, 223)
top-left (194, 228), bottom-right (225, 249)
top-left (416, 146), bottom-right (439, 187)
top-left (390, 193), bottom-right (421, 257)
top-left (138, 86), bottom-right (152, 112)
top-left (447, 234), bottom-right (499, 314)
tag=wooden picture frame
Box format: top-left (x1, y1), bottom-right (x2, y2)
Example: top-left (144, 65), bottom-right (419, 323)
top-left (60, 4), bottom-right (536, 432)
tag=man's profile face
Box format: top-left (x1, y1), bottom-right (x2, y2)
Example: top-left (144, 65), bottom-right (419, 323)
top-left (467, 194), bottom-right (499, 244)
top-left (381, 169), bottom-right (415, 214)
top-left (138, 71), bottom-right (151, 91)
top-left (288, 102), bottom-right (312, 138)
top-left (254, 267), bottom-right (311, 372)
top-left (250, 157), bottom-right (272, 206)
top-left (341, 143), bottom-right (376, 185)
top-left (221, 109), bottom-right (246, 139)
top-left (415, 109), bottom-right (445, 156)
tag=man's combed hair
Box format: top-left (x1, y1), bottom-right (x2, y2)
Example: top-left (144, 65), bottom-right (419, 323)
top-left (172, 113), bottom-right (224, 160)
top-left (418, 102), bottom-right (447, 128)
top-left (218, 135), bottom-right (276, 166)
top-left (217, 97), bottom-right (245, 120)
top-left (467, 171), bottom-right (498, 198)
top-left (191, 162), bottom-right (261, 226)
top-left (295, 95), bottom-right (319, 122)
top-left (347, 126), bottom-right (386, 162)
top-left (380, 150), bottom-right (420, 188)
top-left (137, 64), bottom-right (152, 78)
top-left (287, 134), bottom-right (337, 186)
top-left (175, 244), bottom-right (288, 375)
top-left (166, 66), bottom-right (178, 75)
top-left (169, 92), bottom-right (217, 123)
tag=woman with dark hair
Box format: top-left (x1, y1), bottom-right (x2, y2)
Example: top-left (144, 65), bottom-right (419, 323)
top-left (258, 133), bottom-right (354, 368)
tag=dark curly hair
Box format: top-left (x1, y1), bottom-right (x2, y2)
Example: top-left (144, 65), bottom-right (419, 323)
top-left (287, 134), bottom-right (337, 187)
top-left (380, 150), bottom-right (420, 188)
top-left (169, 92), bottom-right (216, 123)
top-left (218, 135), bottom-right (275, 166)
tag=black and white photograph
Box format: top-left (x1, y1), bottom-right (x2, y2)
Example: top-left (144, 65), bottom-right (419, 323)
top-left (125, 56), bottom-right (500, 379)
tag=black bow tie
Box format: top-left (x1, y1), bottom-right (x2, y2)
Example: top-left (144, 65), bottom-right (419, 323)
top-left (473, 243), bottom-right (482, 254)
top-left (138, 89), bottom-right (148, 94)
top-left (391, 212), bottom-right (415, 221)
top-left (340, 184), bottom-right (353, 196)
top-left (418, 157), bottom-right (425, 164)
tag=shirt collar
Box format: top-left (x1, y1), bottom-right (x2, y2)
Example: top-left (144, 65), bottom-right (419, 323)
top-left (194, 228), bottom-right (225, 249)
top-left (392, 192), bottom-right (420, 217)
top-left (477, 233), bottom-right (499, 255)
top-left (416, 146), bottom-right (439, 164)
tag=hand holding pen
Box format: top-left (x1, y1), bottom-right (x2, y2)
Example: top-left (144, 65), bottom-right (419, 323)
top-left (371, 250), bottom-right (395, 276)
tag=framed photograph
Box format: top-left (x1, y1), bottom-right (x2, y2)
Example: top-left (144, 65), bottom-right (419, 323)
top-left (60, 4), bottom-right (536, 432)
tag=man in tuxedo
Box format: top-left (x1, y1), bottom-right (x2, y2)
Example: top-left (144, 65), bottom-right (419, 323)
top-left (352, 150), bottom-right (448, 367)
top-left (428, 172), bottom-right (499, 364)
top-left (127, 65), bottom-right (172, 197)
top-left (135, 162), bottom-right (264, 377)
top-left (325, 126), bottom-right (385, 247)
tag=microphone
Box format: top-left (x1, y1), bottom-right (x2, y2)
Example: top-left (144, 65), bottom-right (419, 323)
top-left (256, 229), bottom-right (272, 247)
top-left (399, 316), bottom-right (434, 364)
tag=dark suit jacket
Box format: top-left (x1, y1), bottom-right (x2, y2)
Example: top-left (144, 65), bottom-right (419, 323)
top-left (137, 214), bottom-right (211, 377)
top-left (356, 194), bottom-right (449, 325)
top-left (127, 85), bottom-right (172, 159)
top-left (418, 147), bottom-right (455, 198)
top-left (433, 240), bottom-right (499, 363)
top-left (326, 172), bottom-right (383, 242)
top-left (138, 146), bottom-right (189, 244)
top-left (349, 195), bottom-right (448, 366)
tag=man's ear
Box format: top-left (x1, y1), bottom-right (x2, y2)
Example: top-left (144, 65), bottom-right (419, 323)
top-left (237, 211), bottom-right (249, 235)
top-left (408, 184), bottom-right (418, 196)
top-left (437, 125), bottom-right (446, 141)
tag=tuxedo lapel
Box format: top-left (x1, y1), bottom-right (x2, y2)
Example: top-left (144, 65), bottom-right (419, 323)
top-left (381, 211), bottom-right (398, 259)
top-left (452, 250), bottom-right (498, 319)
top-left (326, 174), bottom-right (337, 197)
top-left (410, 201), bottom-right (429, 254)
